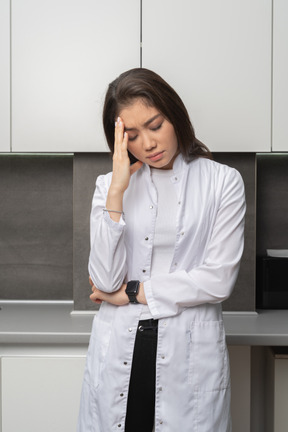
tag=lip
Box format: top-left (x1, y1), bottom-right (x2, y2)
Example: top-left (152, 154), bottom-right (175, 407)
top-left (147, 151), bottom-right (164, 162)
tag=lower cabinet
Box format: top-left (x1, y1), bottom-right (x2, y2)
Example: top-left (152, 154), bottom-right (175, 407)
top-left (229, 346), bottom-right (251, 432)
top-left (0, 346), bottom-right (251, 432)
top-left (0, 356), bottom-right (86, 432)
top-left (265, 347), bottom-right (288, 432)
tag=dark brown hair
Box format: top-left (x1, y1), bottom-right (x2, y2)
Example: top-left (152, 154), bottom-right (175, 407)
top-left (103, 68), bottom-right (212, 163)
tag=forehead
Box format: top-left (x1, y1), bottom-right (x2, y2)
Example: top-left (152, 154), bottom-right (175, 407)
top-left (118, 99), bottom-right (160, 125)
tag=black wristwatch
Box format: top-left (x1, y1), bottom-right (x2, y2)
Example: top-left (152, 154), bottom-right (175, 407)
top-left (125, 280), bottom-right (140, 304)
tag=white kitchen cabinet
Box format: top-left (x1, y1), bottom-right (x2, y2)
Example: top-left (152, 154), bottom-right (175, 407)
top-left (142, 0), bottom-right (271, 152)
top-left (228, 346), bottom-right (251, 432)
top-left (272, 354), bottom-right (288, 432)
top-left (265, 348), bottom-right (288, 432)
top-left (272, 0), bottom-right (288, 151)
top-left (1, 356), bottom-right (86, 432)
top-left (0, 348), bottom-right (250, 432)
top-left (0, 0), bottom-right (10, 152)
top-left (11, 0), bottom-right (140, 153)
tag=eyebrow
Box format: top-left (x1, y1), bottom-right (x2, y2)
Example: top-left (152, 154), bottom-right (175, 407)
top-left (124, 114), bottom-right (162, 132)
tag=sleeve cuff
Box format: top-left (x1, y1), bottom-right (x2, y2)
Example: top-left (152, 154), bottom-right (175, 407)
top-left (103, 210), bottom-right (126, 229)
top-left (143, 280), bottom-right (160, 319)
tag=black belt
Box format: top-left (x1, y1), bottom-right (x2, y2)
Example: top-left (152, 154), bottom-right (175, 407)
top-left (138, 318), bottom-right (158, 332)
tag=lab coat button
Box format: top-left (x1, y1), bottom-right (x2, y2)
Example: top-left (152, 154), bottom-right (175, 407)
top-left (128, 328), bottom-right (132, 332)
top-left (118, 424), bottom-right (121, 428)
top-left (161, 355), bottom-right (165, 359)
top-left (160, 420), bottom-right (163, 425)
top-left (181, 232), bottom-right (184, 236)
top-left (142, 269), bottom-right (146, 273)
top-left (159, 387), bottom-right (162, 391)
top-left (123, 361), bottom-right (127, 365)
top-left (120, 393), bottom-right (124, 397)
top-left (149, 205), bottom-right (153, 209)
top-left (145, 237), bottom-right (149, 241)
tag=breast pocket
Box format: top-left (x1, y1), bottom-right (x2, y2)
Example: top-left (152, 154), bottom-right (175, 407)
top-left (84, 316), bottom-right (112, 390)
top-left (188, 320), bottom-right (230, 393)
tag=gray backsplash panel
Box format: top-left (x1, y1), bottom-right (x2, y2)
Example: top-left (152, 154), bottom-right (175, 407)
top-left (0, 151), bottom-right (255, 310)
top-left (0, 154), bottom-right (73, 300)
top-left (213, 153), bottom-right (256, 312)
top-left (73, 152), bottom-right (256, 312)
top-left (73, 153), bottom-right (112, 310)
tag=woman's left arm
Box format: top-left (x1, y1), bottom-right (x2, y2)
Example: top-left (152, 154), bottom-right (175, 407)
top-left (143, 168), bottom-right (246, 319)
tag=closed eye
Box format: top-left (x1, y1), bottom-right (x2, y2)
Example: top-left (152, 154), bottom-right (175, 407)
top-left (127, 121), bottom-right (163, 140)
top-left (128, 134), bottom-right (138, 142)
top-left (150, 122), bottom-right (163, 132)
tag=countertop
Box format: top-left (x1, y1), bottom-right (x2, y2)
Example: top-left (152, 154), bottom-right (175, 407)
top-left (1, 300), bottom-right (288, 346)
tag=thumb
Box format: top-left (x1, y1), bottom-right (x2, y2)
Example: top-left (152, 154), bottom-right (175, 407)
top-left (130, 161), bottom-right (143, 176)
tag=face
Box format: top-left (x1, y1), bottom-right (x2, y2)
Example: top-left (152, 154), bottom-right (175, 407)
top-left (118, 99), bottom-right (179, 170)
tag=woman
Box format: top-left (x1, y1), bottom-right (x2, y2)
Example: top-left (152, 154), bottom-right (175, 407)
top-left (77, 68), bottom-right (246, 432)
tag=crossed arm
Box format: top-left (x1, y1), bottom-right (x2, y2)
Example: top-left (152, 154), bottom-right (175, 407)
top-left (89, 277), bottom-right (147, 306)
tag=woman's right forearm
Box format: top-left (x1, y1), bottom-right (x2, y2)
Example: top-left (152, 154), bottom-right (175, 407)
top-left (105, 116), bottom-right (143, 223)
top-left (105, 186), bottom-right (124, 222)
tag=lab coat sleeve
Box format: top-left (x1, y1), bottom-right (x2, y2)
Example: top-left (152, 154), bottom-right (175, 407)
top-left (144, 168), bottom-right (246, 319)
top-left (88, 174), bottom-right (127, 292)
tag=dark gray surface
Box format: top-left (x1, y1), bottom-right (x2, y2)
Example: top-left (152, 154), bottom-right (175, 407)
top-left (256, 153), bottom-right (288, 256)
top-left (214, 153), bottom-right (256, 311)
top-left (0, 154), bottom-right (73, 300)
top-left (0, 151), bottom-right (262, 311)
top-left (73, 153), bottom-right (112, 310)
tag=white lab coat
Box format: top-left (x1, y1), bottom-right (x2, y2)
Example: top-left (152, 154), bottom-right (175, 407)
top-left (77, 155), bottom-right (246, 432)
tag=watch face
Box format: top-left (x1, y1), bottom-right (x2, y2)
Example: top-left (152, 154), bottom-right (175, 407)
top-left (130, 285), bottom-right (138, 295)
top-left (126, 280), bottom-right (140, 303)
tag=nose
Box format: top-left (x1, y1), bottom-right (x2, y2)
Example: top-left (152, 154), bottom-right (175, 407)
top-left (142, 133), bottom-right (156, 151)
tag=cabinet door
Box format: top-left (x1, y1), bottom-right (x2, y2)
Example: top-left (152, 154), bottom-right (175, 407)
top-left (274, 356), bottom-right (288, 432)
top-left (142, 0), bottom-right (271, 152)
top-left (0, 0), bottom-right (10, 152)
top-left (1, 356), bottom-right (86, 432)
top-left (12, 0), bottom-right (140, 153)
top-left (228, 346), bottom-right (251, 432)
top-left (272, 0), bottom-right (288, 151)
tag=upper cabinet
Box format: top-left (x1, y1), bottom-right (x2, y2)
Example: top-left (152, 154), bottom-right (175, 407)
top-left (142, 0), bottom-right (272, 152)
top-left (0, 0), bottom-right (10, 152)
top-left (272, 0), bottom-right (288, 151)
top-left (4, 0), bottom-right (287, 153)
top-left (11, 0), bottom-right (140, 153)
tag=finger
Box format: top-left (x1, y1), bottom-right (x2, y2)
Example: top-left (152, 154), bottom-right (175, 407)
top-left (89, 293), bottom-right (103, 304)
top-left (122, 131), bottom-right (128, 151)
top-left (114, 117), bottom-right (125, 155)
top-left (90, 290), bottom-right (102, 300)
top-left (91, 286), bottom-right (100, 296)
top-left (130, 160), bottom-right (143, 175)
top-left (116, 120), bottom-right (129, 155)
top-left (89, 276), bottom-right (93, 287)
